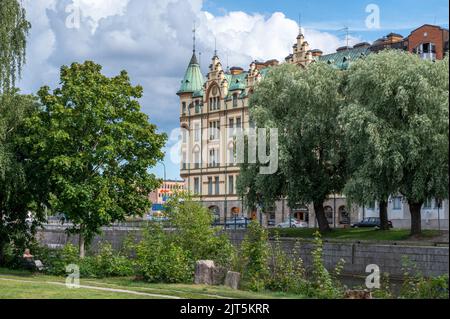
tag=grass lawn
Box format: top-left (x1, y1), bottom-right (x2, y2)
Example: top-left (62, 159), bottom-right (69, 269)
top-left (269, 228), bottom-right (442, 241)
top-left (0, 268), bottom-right (302, 299)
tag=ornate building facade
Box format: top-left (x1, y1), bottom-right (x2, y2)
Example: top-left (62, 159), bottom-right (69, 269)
top-left (177, 25), bottom-right (449, 229)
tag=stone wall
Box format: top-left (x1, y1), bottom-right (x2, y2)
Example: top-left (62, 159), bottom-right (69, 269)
top-left (36, 227), bottom-right (449, 278)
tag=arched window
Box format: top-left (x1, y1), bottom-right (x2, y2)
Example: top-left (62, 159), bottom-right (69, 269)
top-left (208, 85), bottom-right (221, 111)
top-left (339, 206), bottom-right (349, 225)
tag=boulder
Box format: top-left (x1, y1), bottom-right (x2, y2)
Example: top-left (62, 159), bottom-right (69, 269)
top-left (194, 260), bottom-right (215, 285)
top-left (224, 271), bottom-right (241, 290)
top-left (344, 290), bottom-right (373, 299)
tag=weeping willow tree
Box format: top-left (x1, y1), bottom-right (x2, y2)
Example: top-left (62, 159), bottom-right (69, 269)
top-left (0, 0), bottom-right (33, 265)
top-left (0, 0), bottom-right (31, 92)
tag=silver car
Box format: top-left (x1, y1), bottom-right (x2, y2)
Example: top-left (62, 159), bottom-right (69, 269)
top-left (276, 219), bottom-right (308, 228)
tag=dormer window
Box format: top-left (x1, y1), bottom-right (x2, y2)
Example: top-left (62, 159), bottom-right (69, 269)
top-left (232, 93), bottom-right (238, 107)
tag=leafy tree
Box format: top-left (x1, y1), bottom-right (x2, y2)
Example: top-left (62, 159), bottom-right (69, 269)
top-left (239, 63), bottom-right (346, 232)
top-left (0, 92), bottom-right (44, 266)
top-left (342, 51), bottom-right (448, 235)
top-left (239, 221), bottom-right (270, 291)
top-left (0, 0), bottom-right (31, 92)
top-left (22, 61), bottom-right (167, 257)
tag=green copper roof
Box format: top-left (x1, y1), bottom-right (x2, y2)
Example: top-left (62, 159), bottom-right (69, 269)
top-left (318, 47), bottom-right (372, 70)
top-left (177, 53), bottom-right (205, 94)
top-left (228, 72), bottom-right (248, 91)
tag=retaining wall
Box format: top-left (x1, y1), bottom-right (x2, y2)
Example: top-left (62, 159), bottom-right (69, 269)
top-left (36, 226), bottom-right (449, 278)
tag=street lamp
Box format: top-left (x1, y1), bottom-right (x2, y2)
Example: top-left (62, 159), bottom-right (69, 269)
top-left (159, 161), bottom-right (167, 181)
top-left (437, 199), bottom-right (442, 231)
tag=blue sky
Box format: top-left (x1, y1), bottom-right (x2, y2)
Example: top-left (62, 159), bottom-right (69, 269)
top-left (19, 0), bottom-right (449, 181)
top-left (204, 0), bottom-right (449, 41)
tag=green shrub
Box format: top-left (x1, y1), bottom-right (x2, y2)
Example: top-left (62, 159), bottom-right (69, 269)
top-left (165, 193), bottom-right (235, 267)
top-left (133, 224), bottom-right (192, 283)
top-left (371, 273), bottom-right (394, 299)
top-left (239, 221), bottom-right (270, 292)
top-left (400, 257), bottom-right (449, 299)
top-left (266, 235), bottom-right (309, 294)
top-left (309, 232), bottom-right (345, 299)
top-left (33, 242), bottom-right (133, 278)
top-left (87, 242), bottom-right (134, 278)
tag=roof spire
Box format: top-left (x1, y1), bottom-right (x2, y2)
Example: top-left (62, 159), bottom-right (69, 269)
top-left (214, 36), bottom-right (217, 57)
top-left (193, 21), bottom-right (196, 53)
top-left (298, 13), bottom-right (302, 35)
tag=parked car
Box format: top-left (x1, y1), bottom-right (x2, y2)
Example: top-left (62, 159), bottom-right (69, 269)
top-left (351, 217), bottom-right (393, 229)
top-left (224, 217), bottom-right (250, 229)
top-left (276, 219), bottom-right (308, 228)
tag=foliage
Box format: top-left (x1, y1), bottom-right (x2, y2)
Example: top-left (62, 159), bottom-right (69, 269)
top-left (31, 242), bottom-right (133, 278)
top-left (266, 235), bottom-right (309, 294)
top-left (0, 0), bottom-right (31, 92)
top-left (129, 194), bottom-right (235, 283)
top-left (342, 51), bottom-right (449, 234)
top-left (400, 257), bottom-right (449, 299)
top-left (21, 61), bottom-right (167, 255)
top-left (0, 92), bottom-right (45, 266)
top-left (132, 224), bottom-right (193, 283)
top-left (309, 231), bottom-right (345, 298)
top-left (371, 273), bottom-right (394, 299)
top-left (239, 62), bottom-right (347, 232)
top-left (164, 193), bottom-right (235, 268)
top-left (239, 221), bottom-right (270, 291)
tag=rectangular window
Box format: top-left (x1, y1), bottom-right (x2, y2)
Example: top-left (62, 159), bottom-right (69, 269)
top-left (228, 118), bottom-right (234, 137)
top-left (182, 152), bottom-right (187, 170)
top-left (209, 121), bottom-right (220, 140)
top-left (194, 151), bottom-right (200, 169)
top-left (228, 175), bottom-right (234, 194)
top-left (195, 100), bottom-right (200, 114)
top-left (208, 177), bottom-right (213, 195)
top-left (236, 117), bottom-right (242, 132)
top-left (194, 123), bottom-right (200, 142)
top-left (182, 102), bottom-right (186, 114)
top-left (232, 94), bottom-right (238, 107)
top-left (194, 178), bottom-right (200, 195)
top-left (215, 176), bottom-right (220, 195)
top-left (392, 197), bottom-right (402, 210)
top-left (209, 149), bottom-right (214, 167)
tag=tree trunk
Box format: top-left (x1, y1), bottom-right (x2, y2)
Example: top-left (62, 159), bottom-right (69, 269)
top-left (79, 231), bottom-right (85, 259)
top-left (314, 202), bottom-right (331, 232)
top-left (409, 200), bottom-right (423, 236)
top-left (379, 200), bottom-right (390, 231)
